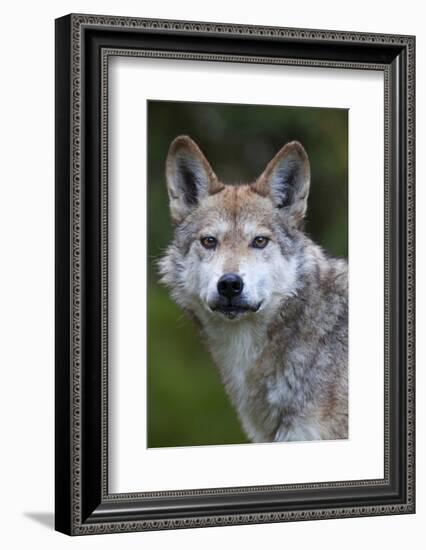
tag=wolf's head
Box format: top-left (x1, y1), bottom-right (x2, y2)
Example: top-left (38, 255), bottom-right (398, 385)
top-left (159, 136), bottom-right (310, 322)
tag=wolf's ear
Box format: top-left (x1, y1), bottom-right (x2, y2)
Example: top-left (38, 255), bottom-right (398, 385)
top-left (165, 136), bottom-right (223, 222)
top-left (252, 141), bottom-right (310, 228)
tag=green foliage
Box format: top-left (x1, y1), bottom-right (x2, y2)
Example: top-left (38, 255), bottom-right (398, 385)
top-left (147, 100), bottom-right (348, 447)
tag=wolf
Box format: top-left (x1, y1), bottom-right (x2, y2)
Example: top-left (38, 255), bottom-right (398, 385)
top-left (159, 135), bottom-right (348, 443)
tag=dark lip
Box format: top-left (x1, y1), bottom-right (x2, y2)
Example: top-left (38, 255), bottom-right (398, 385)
top-left (210, 301), bottom-right (262, 318)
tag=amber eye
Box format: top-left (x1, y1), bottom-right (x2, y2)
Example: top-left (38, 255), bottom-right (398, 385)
top-left (252, 236), bottom-right (270, 249)
top-left (200, 236), bottom-right (218, 250)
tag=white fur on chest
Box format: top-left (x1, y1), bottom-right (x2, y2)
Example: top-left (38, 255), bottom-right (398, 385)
top-left (205, 319), bottom-right (267, 440)
top-left (207, 321), bottom-right (262, 391)
top-left (203, 320), bottom-right (280, 442)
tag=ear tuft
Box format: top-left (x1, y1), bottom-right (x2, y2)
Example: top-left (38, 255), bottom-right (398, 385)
top-left (252, 141), bottom-right (310, 227)
top-left (165, 136), bottom-right (222, 222)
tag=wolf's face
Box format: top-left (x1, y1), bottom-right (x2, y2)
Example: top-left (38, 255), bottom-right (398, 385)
top-left (159, 136), bottom-right (310, 323)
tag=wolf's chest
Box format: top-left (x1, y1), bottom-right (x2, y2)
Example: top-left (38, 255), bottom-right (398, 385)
top-left (207, 322), bottom-right (262, 391)
top-left (207, 323), bottom-right (317, 442)
top-left (206, 323), bottom-right (284, 441)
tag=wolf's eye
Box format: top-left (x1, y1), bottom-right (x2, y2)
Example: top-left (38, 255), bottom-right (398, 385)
top-left (200, 236), bottom-right (218, 250)
top-left (251, 236), bottom-right (270, 249)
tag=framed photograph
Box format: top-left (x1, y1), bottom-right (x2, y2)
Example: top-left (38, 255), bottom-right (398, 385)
top-left (55, 14), bottom-right (415, 535)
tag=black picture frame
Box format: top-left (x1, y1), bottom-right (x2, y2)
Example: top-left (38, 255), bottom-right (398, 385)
top-left (55, 13), bottom-right (415, 535)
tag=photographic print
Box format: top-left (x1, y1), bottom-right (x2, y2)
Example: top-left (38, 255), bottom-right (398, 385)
top-left (148, 100), bottom-right (348, 448)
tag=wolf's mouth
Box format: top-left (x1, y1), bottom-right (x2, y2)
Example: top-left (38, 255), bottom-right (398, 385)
top-left (210, 301), bottom-right (262, 319)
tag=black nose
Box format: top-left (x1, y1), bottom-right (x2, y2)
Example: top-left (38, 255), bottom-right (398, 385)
top-left (217, 273), bottom-right (244, 299)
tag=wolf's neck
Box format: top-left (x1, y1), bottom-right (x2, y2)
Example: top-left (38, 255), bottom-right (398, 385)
top-left (202, 318), bottom-right (267, 388)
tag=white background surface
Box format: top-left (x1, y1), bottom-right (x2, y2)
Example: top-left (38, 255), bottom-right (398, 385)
top-left (109, 59), bottom-right (384, 493)
top-left (0, 0), bottom-right (423, 548)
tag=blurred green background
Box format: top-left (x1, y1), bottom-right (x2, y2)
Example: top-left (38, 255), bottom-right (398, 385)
top-left (147, 100), bottom-right (348, 448)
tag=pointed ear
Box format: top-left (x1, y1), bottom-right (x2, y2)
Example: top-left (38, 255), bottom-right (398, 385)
top-left (165, 136), bottom-right (223, 222)
top-left (252, 141), bottom-right (310, 228)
